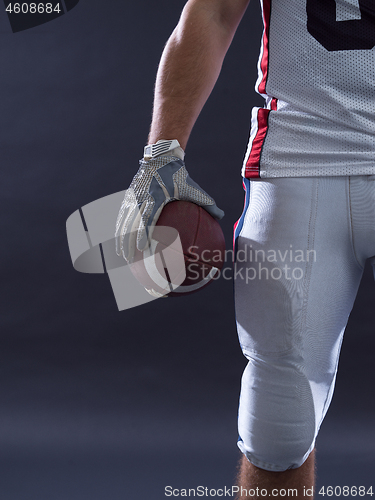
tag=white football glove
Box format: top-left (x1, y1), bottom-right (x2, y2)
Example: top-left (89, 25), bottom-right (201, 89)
top-left (115, 139), bottom-right (224, 263)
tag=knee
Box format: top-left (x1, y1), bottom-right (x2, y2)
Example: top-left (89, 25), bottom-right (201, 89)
top-left (237, 432), bottom-right (315, 472)
top-left (237, 357), bottom-right (317, 472)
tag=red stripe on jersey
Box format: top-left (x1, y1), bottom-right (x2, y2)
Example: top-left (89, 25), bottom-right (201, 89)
top-left (258, 0), bottom-right (271, 95)
top-left (244, 108), bottom-right (270, 178)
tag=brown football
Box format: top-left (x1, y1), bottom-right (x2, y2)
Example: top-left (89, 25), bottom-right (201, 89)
top-left (130, 201), bottom-right (226, 297)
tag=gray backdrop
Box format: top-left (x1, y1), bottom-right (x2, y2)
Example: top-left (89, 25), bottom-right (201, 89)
top-left (0, 1), bottom-right (374, 498)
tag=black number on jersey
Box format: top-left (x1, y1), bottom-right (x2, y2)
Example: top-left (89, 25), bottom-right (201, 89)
top-left (307, 0), bottom-right (375, 51)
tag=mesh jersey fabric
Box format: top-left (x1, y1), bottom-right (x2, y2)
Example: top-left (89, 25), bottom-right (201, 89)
top-left (242, 0), bottom-right (375, 179)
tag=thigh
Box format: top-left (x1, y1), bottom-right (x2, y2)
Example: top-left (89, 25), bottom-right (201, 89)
top-left (234, 176), bottom-right (364, 470)
top-left (235, 176), bottom-right (363, 360)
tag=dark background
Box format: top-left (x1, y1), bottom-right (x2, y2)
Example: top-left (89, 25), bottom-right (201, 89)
top-left (0, 1), bottom-right (374, 498)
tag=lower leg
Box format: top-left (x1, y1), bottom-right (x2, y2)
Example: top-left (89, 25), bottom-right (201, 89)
top-left (235, 449), bottom-right (316, 499)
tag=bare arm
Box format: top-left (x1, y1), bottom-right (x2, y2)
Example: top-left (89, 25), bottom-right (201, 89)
top-left (148, 0), bottom-right (250, 149)
top-left (116, 0), bottom-right (241, 262)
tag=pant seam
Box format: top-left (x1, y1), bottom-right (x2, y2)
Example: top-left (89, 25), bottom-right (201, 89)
top-left (347, 177), bottom-right (365, 271)
top-left (298, 178), bottom-right (319, 346)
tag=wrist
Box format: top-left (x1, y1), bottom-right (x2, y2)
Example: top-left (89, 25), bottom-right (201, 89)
top-left (143, 139), bottom-right (185, 161)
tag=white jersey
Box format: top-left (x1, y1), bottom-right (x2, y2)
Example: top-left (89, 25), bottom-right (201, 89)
top-left (243, 0), bottom-right (375, 178)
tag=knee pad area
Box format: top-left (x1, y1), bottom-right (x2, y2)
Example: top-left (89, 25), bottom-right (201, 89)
top-left (237, 356), bottom-right (317, 472)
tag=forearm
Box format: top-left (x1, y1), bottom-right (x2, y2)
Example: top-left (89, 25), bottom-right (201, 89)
top-left (148, 0), bottom-right (249, 149)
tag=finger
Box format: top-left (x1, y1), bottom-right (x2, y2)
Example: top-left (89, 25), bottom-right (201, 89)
top-left (137, 201), bottom-right (166, 252)
top-left (203, 203), bottom-right (225, 220)
top-left (115, 188), bottom-right (140, 261)
top-left (115, 204), bottom-right (130, 256)
top-left (123, 202), bottom-right (145, 262)
top-left (180, 173), bottom-right (225, 220)
top-left (136, 180), bottom-right (166, 251)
